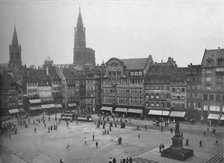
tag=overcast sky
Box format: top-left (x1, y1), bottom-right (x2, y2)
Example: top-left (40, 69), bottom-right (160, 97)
top-left (0, 0), bottom-right (223, 67)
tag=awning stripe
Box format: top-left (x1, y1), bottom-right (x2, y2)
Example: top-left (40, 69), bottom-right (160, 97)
top-left (114, 108), bottom-right (127, 113)
top-left (169, 111), bottom-right (186, 118)
top-left (8, 109), bottom-right (19, 114)
top-left (100, 107), bottom-right (112, 111)
top-left (68, 103), bottom-right (77, 107)
top-left (127, 109), bottom-right (142, 114)
top-left (55, 104), bottom-right (62, 108)
top-left (220, 115), bottom-right (224, 121)
top-left (29, 99), bottom-right (41, 104)
top-left (148, 110), bottom-right (170, 116)
top-left (29, 106), bottom-right (42, 111)
top-left (208, 114), bottom-right (220, 120)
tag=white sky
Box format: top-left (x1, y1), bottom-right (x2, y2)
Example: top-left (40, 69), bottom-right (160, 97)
top-left (0, 0), bottom-right (223, 67)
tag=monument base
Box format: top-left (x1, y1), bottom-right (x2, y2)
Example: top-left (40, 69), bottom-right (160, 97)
top-left (161, 147), bottom-right (194, 161)
top-left (161, 133), bottom-right (194, 161)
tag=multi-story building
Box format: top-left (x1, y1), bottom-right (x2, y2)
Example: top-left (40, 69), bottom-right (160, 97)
top-left (101, 56), bottom-right (153, 117)
top-left (85, 66), bottom-right (102, 114)
top-left (201, 47), bottom-right (224, 124)
top-left (170, 67), bottom-right (188, 120)
top-left (73, 8), bottom-right (95, 67)
top-left (0, 73), bottom-right (18, 115)
top-left (145, 57), bottom-right (176, 119)
top-left (186, 64), bottom-right (202, 121)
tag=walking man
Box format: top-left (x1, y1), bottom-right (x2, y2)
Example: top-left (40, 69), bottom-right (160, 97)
top-left (92, 133), bottom-right (95, 141)
top-left (199, 140), bottom-right (202, 147)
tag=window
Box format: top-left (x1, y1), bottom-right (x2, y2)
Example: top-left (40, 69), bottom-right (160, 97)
top-left (216, 95), bottom-right (220, 101)
top-left (204, 94), bottom-right (208, 101)
top-left (181, 88), bottom-right (185, 92)
top-left (172, 88), bottom-right (176, 92)
top-left (209, 94), bottom-right (214, 101)
top-left (206, 77), bottom-right (211, 82)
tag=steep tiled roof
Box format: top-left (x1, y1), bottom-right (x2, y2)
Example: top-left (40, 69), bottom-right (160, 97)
top-left (121, 58), bottom-right (148, 70)
top-left (201, 48), bottom-right (224, 67)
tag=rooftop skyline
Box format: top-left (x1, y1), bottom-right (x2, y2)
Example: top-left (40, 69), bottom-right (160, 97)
top-left (0, 0), bottom-right (224, 67)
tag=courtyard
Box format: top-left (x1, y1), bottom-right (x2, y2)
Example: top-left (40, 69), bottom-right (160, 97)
top-left (0, 114), bottom-right (223, 163)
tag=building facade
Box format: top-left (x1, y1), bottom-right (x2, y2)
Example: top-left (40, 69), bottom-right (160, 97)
top-left (101, 56), bottom-right (153, 117)
top-left (201, 47), bottom-right (224, 124)
top-left (186, 64), bottom-right (202, 121)
top-left (145, 58), bottom-right (176, 119)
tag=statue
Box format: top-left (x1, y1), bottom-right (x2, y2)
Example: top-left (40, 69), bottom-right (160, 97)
top-left (175, 121), bottom-right (180, 135)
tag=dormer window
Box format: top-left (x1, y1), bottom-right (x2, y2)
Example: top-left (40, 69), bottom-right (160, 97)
top-left (206, 58), bottom-right (214, 65)
top-left (217, 58), bottom-right (224, 65)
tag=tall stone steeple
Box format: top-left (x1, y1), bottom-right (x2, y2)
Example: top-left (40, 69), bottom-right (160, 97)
top-left (74, 7), bottom-right (86, 49)
top-left (9, 26), bottom-right (22, 67)
top-left (73, 7), bottom-right (95, 67)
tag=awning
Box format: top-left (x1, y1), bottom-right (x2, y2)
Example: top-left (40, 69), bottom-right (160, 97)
top-left (29, 99), bottom-right (41, 104)
top-left (114, 108), bottom-right (127, 113)
top-left (8, 109), bottom-right (19, 114)
top-left (41, 104), bottom-right (55, 109)
top-left (55, 104), bottom-right (62, 108)
top-left (100, 107), bottom-right (112, 112)
top-left (148, 110), bottom-right (170, 116)
top-left (29, 106), bottom-right (42, 111)
top-left (169, 111), bottom-right (186, 118)
top-left (220, 115), bottom-right (224, 121)
top-left (127, 109), bottom-right (143, 114)
top-left (208, 114), bottom-right (220, 120)
top-left (68, 103), bottom-right (77, 107)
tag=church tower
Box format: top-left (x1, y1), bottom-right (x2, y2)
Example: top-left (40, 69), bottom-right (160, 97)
top-left (9, 26), bottom-right (22, 67)
top-left (73, 8), bottom-right (95, 67)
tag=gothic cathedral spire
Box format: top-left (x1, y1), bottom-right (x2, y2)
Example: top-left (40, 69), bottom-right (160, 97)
top-left (9, 26), bottom-right (22, 67)
top-left (73, 7), bottom-right (95, 67)
top-left (74, 7), bottom-right (86, 49)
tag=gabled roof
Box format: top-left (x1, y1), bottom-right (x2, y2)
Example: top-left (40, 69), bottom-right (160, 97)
top-left (120, 58), bottom-right (149, 70)
top-left (201, 48), bottom-right (224, 67)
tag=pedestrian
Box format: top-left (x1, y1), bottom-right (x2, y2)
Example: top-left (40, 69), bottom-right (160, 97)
top-left (129, 157), bottom-right (133, 163)
top-left (109, 157), bottom-right (113, 163)
top-left (66, 142), bottom-right (70, 150)
top-left (84, 137), bottom-right (87, 144)
top-left (9, 134), bottom-right (11, 139)
top-left (113, 157), bottom-right (116, 163)
top-left (199, 140), bottom-right (202, 147)
top-left (159, 144), bottom-right (162, 153)
top-left (34, 127), bottom-right (36, 133)
top-left (59, 158), bottom-right (64, 163)
top-left (185, 139), bottom-right (189, 146)
top-left (138, 134), bottom-right (140, 139)
top-left (215, 140), bottom-right (218, 145)
top-left (96, 141), bottom-right (98, 148)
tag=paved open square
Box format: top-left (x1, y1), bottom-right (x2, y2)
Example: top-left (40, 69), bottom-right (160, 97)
top-left (0, 115), bottom-right (223, 163)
